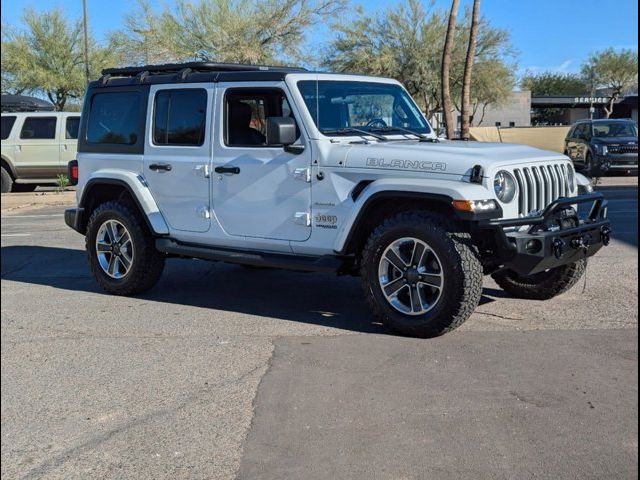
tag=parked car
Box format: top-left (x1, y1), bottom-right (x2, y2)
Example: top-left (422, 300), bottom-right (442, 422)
top-left (65, 62), bottom-right (610, 338)
top-left (1, 111), bottom-right (80, 192)
top-left (564, 119), bottom-right (638, 176)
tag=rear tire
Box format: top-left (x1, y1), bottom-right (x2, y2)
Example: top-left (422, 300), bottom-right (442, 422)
top-left (361, 211), bottom-right (482, 338)
top-left (86, 201), bottom-right (165, 295)
top-left (1, 167), bottom-right (13, 193)
top-left (491, 259), bottom-right (587, 300)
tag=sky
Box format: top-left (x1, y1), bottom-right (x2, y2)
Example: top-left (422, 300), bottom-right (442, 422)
top-left (2, 0), bottom-right (638, 77)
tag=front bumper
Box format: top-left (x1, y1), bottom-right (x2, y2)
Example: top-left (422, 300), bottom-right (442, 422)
top-left (64, 207), bottom-right (84, 233)
top-left (596, 153), bottom-right (638, 171)
top-left (480, 193), bottom-right (611, 275)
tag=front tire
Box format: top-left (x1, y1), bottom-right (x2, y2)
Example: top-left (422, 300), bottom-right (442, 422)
top-left (361, 211), bottom-right (482, 338)
top-left (86, 201), bottom-right (165, 295)
top-left (491, 259), bottom-right (587, 300)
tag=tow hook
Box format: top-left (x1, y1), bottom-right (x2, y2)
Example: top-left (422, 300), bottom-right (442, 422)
top-left (570, 236), bottom-right (590, 253)
top-left (601, 226), bottom-right (612, 246)
top-left (552, 238), bottom-right (565, 259)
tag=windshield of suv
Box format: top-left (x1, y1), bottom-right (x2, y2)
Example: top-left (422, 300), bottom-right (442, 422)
top-left (297, 80), bottom-right (431, 137)
top-left (592, 122), bottom-right (638, 138)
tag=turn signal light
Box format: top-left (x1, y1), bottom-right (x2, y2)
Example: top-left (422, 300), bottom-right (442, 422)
top-left (452, 199), bottom-right (499, 213)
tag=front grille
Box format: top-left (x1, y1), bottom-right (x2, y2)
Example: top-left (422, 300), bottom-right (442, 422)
top-left (608, 145), bottom-right (638, 155)
top-left (512, 164), bottom-right (571, 216)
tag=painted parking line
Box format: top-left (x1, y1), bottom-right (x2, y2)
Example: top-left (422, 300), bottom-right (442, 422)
top-left (1, 214), bottom-right (64, 219)
top-left (1, 233), bottom-right (32, 237)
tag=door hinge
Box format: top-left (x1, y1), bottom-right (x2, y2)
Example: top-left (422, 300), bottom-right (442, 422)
top-left (196, 206), bottom-right (211, 219)
top-left (194, 164), bottom-right (211, 178)
top-left (294, 212), bottom-right (311, 227)
top-left (293, 168), bottom-right (311, 183)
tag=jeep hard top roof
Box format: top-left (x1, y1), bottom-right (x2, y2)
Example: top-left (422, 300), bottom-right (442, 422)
top-left (94, 62), bottom-right (309, 88)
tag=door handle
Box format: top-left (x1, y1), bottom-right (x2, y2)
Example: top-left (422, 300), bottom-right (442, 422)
top-left (149, 163), bottom-right (172, 172)
top-left (214, 166), bottom-right (240, 174)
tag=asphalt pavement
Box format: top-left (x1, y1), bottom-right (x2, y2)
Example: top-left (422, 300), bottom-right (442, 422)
top-left (1, 183), bottom-right (637, 479)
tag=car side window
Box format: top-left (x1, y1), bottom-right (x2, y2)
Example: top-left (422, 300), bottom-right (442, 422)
top-left (225, 88), bottom-right (296, 147)
top-left (65, 117), bottom-right (81, 140)
top-left (574, 124), bottom-right (587, 140)
top-left (20, 117), bottom-right (57, 139)
top-left (153, 89), bottom-right (207, 146)
top-left (87, 92), bottom-right (141, 145)
top-left (1, 116), bottom-right (16, 140)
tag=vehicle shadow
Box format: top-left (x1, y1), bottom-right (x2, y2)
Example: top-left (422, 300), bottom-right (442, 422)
top-left (1, 245), bottom-right (502, 334)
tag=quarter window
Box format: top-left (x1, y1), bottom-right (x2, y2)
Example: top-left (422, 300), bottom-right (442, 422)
top-left (65, 117), bottom-right (81, 139)
top-left (87, 92), bottom-right (141, 145)
top-left (1, 116), bottom-right (16, 140)
top-left (153, 89), bottom-right (207, 146)
top-left (20, 117), bottom-right (57, 139)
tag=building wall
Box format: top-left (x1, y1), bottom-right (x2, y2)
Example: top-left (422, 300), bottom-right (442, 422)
top-left (474, 90), bottom-right (532, 127)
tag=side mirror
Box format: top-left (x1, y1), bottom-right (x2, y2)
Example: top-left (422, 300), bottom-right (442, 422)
top-left (266, 117), bottom-right (297, 146)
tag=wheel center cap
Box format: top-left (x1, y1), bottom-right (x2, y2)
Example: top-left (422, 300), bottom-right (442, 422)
top-left (405, 268), bottom-right (420, 283)
top-left (113, 244), bottom-right (121, 255)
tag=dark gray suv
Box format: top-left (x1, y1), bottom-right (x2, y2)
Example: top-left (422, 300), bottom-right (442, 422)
top-left (565, 119), bottom-right (638, 176)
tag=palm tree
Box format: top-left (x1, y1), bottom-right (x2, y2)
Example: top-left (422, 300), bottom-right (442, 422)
top-left (461, 0), bottom-right (480, 140)
top-left (441, 0), bottom-right (460, 139)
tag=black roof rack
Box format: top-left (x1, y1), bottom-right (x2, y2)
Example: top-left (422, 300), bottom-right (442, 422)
top-left (102, 61), bottom-right (307, 77)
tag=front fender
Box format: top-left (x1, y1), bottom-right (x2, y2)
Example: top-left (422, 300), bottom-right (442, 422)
top-left (333, 177), bottom-right (495, 253)
top-left (80, 169), bottom-right (169, 235)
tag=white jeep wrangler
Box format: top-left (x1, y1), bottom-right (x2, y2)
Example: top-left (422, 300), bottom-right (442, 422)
top-left (65, 62), bottom-right (611, 337)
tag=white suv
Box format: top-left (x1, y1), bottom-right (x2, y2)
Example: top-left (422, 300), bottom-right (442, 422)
top-left (65, 62), bottom-right (611, 337)
top-left (1, 112), bottom-right (80, 192)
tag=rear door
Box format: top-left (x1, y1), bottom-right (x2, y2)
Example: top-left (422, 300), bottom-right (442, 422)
top-left (143, 85), bottom-right (213, 233)
top-left (14, 115), bottom-right (60, 179)
top-left (60, 114), bottom-right (80, 172)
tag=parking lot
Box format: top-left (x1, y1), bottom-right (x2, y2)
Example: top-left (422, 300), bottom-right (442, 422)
top-left (1, 180), bottom-right (638, 479)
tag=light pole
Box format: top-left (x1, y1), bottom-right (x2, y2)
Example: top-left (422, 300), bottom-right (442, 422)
top-left (82, 0), bottom-right (90, 85)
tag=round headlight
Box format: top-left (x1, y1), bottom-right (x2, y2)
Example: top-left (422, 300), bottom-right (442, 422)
top-left (494, 170), bottom-right (517, 203)
top-left (567, 163), bottom-right (576, 191)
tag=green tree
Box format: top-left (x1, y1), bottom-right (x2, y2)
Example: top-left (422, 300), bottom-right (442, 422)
top-left (1, 8), bottom-right (118, 110)
top-left (581, 48), bottom-right (638, 118)
top-left (110, 0), bottom-right (345, 66)
top-left (520, 72), bottom-right (588, 96)
top-left (324, 0), bottom-right (516, 129)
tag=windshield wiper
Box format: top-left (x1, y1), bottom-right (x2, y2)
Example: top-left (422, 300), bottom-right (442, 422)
top-left (321, 127), bottom-right (388, 142)
top-left (370, 126), bottom-right (439, 142)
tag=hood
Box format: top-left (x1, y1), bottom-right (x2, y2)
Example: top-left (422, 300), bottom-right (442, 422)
top-left (591, 136), bottom-right (638, 145)
top-left (344, 139), bottom-right (567, 176)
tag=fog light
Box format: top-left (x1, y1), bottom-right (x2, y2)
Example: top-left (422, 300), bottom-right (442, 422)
top-left (525, 239), bottom-right (542, 254)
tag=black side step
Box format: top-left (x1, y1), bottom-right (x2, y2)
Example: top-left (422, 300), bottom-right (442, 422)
top-left (156, 238), bottom-right (344, 273)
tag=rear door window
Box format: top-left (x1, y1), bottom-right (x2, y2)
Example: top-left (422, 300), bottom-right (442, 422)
top-left (1, 116), bottom-right (17, 140)
top-left (87, 92), bottom-right (141, 145)
top-left (153, 89), bottom-right (207, 146)
top-left (65, 117), bottom-right (81, 139)
top-left (20, 117), bottom-right (57, 139)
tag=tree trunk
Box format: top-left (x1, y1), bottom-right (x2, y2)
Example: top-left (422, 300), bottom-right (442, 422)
top-left (441, 0), bottom-right (460, 139)
top-left (603, 92), bottom-right (619, 118)
top-left (461, 0), bottom-right (480, 140)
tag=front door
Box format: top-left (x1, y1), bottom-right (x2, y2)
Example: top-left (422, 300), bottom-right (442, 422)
top-left (143, 85), bottom-right (213, 233)
top-left (211, 85), bottom-right (312, 242)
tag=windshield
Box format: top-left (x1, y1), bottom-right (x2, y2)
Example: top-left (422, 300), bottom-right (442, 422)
top-left (297, 80), bottom-right (431, 136)
top-left (592, 122), bottom-right (638, 138)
